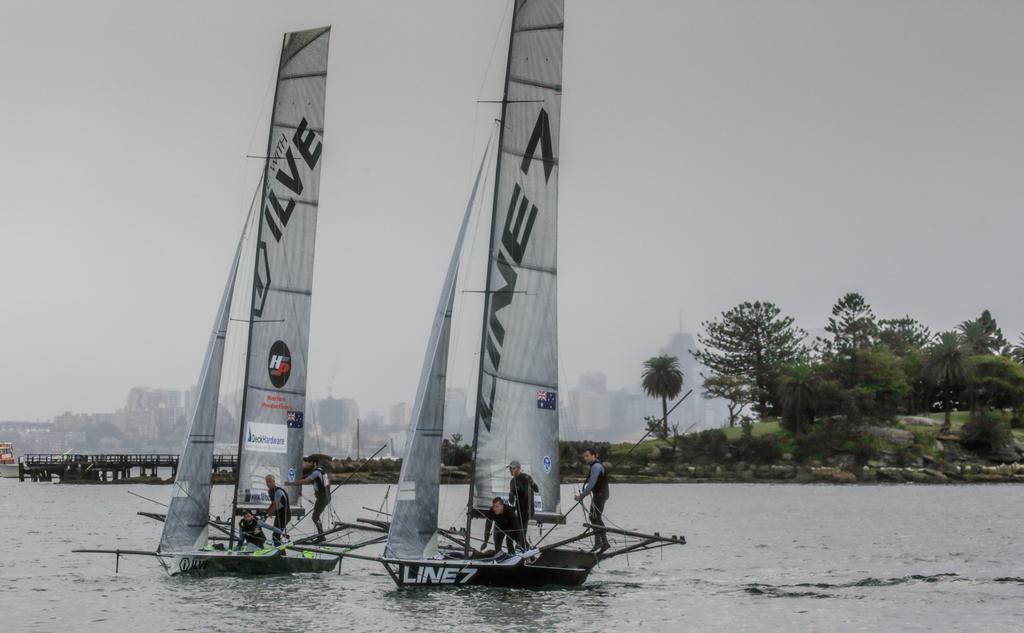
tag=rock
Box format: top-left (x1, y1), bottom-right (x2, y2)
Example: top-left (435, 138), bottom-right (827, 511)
top-left (770, 464), bottom-right (798, 479)
top-left (830, 470), bottom-right (858, 483)
top-left (811, 467), bottom-right (857, 483)
top-left (827, 454), bottom-right (857, 470)
top-left (982, 442), bottom-right (1024, 464)
top-left (876, 468), bottom-right (905, 482)
top-left (896, 415), bottom-right (942, 427)
top-left (922, 468), bottom-right (949, 483)
top-left (865, 426), bottom-right (915, 446)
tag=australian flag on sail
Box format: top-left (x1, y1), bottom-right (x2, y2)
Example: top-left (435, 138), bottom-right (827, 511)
top-left (286, 411), bottom-right (304, 429)
top-left (537, 391), bottom-right (557, 410)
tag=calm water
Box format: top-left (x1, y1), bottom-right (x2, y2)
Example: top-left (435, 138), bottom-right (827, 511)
top-left (2, 480), bottom-right (1023, 632)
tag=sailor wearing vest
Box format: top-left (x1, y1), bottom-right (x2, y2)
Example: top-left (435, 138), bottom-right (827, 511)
top-left (238, 509), bottom-right (267, 550)
top-left (286, 455), bottom-right (332, 544)
top-left (574, 447), bottom-right (610, 552)
top-left (508, 460), bottom-right (538, 547)
top-left (263, 474), bottom-right (290, 546)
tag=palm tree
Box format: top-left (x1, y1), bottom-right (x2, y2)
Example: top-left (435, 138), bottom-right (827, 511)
top-left (641, 355), bottom-right (683, 436)
top-left (1010, 334), bottom-right (1024, 364)
top-left (777, 365), bottom-right (818, 437)
top-left (924, 331), bottom-right (968, 433)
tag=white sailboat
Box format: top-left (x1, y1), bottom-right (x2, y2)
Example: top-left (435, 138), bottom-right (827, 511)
top-left (363, 0), bottom-right (685, 588)
top-left (77, 26), bottom-right (342, 576)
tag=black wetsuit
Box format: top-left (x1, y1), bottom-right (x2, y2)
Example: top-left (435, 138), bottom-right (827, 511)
top-left (239, 516), bottom-right (266, 549)
top-left (309, 467), bottom-right (331, 538)
top-left (510, 472), bottom-right (538, 545)
top-left (484, 507), bottom-right (523, 554)
top-left (267, 485), bottom-right (290, 545)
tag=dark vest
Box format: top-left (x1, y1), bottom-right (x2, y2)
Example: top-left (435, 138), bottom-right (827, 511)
top-left (312, 467), bottom-right (329, 500)
top-left (271, 486), bottom-right (290, 523)
top-left (590, 460), bottom-right (609, 500)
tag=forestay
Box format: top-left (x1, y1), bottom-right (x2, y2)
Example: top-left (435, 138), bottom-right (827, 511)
top-left (159, 235), bottom-right (244, 552)
top-left (386, 137), bottom-right (494, 559)
top-left (473, 0), bottom-right (564, 518)
top-left (236, 27), bottom-right (331, 513)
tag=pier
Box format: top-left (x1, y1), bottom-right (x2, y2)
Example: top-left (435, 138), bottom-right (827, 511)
top-left (17, 454), bottom-right (238, 483)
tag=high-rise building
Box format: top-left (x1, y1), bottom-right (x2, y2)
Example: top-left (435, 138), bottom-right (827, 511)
top-left (389, 402), bottom-right (411, 429)
top-left (574, 371), bottom-right (611, 436)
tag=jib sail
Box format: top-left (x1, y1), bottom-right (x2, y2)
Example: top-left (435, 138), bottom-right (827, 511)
top-left (471, 0), bottom-right (564, 520)
top-left (386, 137), bottom-right (493, 559)
top-left (159, 231), bottom-right (244, 552)
top-left (235, 27), bottom-right (331, 514)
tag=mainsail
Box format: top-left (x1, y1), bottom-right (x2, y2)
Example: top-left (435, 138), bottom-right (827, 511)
top-left (159, 234), bottom-right (244, 552)
top-left (235, 27), bottom-right (331, 513)
top-left (385, 137), bottom-right (493, 559)
top-left (471, 0), bottom-right (564, 519)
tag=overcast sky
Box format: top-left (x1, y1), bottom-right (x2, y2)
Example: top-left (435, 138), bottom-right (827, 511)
top-left (3, 0), bottom-right (1023, 421)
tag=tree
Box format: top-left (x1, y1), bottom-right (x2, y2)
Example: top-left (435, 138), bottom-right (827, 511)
top-left (694, 301), bottom-right (807, 416)
top-left (703, 373), bottom-right (753, 427)
top-left (842, 346), bottom-right (912, 420)
top-left (777, 365), bottom-right (820, 438)
top-left (641, 355), bottom-right (683, 436)
top-left (877, 316), bottom-right (932, 356)
top-left (924, 331), bottom-right (968, 433)
top-left (1011, 334), bottom-right (1024, 364)
top-left (965, 355), bottom-right (1024, 415)
top-left (816, 292), bottom-right (878, 360)
top-left (958, 309), bottom-right (1008, 356)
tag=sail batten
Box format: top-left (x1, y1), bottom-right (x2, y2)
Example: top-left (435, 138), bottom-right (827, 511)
top-left (471, 0), bottom-right (564, 517)
top-left (235, 26), bottom-right (331, 514)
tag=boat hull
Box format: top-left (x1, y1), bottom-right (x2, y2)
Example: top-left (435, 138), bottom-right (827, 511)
top-left (0, 464), bottom-right (19, 479)
top-left (382, 547), bottom-right (598, 588)
top-left (166, 548), bottom-right (339, 577)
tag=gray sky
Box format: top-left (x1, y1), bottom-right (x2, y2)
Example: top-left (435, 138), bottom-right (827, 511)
top-left (3, 0), bottom-right (1023, 421)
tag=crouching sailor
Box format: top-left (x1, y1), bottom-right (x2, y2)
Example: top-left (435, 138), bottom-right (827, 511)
top-left (263, 474), bottom-right (291, 546)
top-left (574, 447), bottom-right (610, 552)
top-left (484, 497), bottom-right (523, 555)
top-left (286, 455), bottom-right (332, 543)
top-left (238, 509), bottom-right (266, 550)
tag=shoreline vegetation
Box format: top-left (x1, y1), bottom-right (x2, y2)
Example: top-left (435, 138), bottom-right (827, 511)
top-left (46, 293), bottom-right (1024, 486)
top-left (55, 410), bottom-right (1024, 485)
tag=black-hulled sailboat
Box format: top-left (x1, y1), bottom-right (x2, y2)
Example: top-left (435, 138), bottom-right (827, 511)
top-left (76, 27), bottom-right (342, 576)
top-left (372, 0), bottom-right (684, 588)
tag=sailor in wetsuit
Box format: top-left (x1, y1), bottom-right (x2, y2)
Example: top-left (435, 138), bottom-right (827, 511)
top-left (484, 497), bottom-right (523, 555)
top-left (285, 455), bottom-right (332, 543)
top-left (574, 447), bottom-right (610, 552)
top-left (263, 474), bottom-right (290, 546)
top-left (508, 460), bottom-right (539, 547)
top-left (238, 509), bottom-right (266, 550)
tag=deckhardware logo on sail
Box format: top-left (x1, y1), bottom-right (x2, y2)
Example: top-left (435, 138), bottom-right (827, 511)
top-left (245, 422), bottom-right (288, 454)
top-left (479, 109), bottom-right (555, 432)
top-left (252, 118), bottom-right (323, 318)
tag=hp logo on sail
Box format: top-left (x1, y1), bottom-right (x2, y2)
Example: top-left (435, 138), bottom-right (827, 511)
top-left (268, 340), bottom-right (292, 387)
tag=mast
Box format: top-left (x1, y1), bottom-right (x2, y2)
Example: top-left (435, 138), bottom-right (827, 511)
top-left (232, 25), bottom-right (330, 524)
top-left (230, 34), bottom-right (286, 549)
top-left (465, 0), bottom-right (521, 553)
